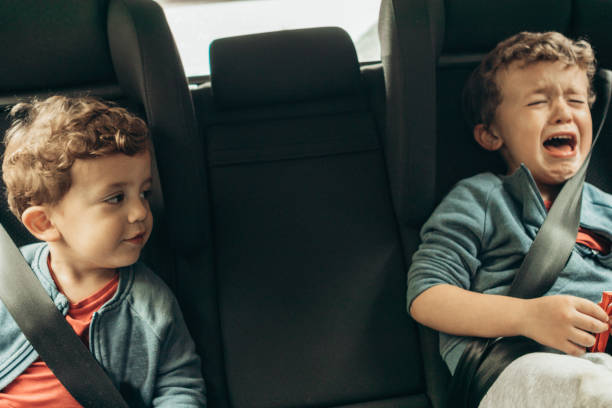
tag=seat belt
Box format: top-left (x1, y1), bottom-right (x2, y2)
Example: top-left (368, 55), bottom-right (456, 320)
top-left (0, 224), bottom-right (129, 408)
top-left (449, 68), bottom-right (612, 408)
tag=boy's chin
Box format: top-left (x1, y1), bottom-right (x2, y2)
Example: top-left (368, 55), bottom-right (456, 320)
top-left (538, 161), bottom-right (584, 181)
top-left (108, 251), bottom-right (143, 269)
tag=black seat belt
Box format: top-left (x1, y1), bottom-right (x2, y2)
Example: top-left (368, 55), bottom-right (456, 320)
top-left (0, 223), bottom-right (129, 408)
top-left (449, 68), bottom-right (612, 408)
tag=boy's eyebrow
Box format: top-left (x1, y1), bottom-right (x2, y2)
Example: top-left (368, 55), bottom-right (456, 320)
top-left (565, 86), bottom-right (588, 95)
top-left (104, 182), bottom-right (128, 190)
top-left (526, 85), bottom-right (587, 96)
top-left (528, 87), bottom-right (548, 94)
top-left (103, 177), bottom-right (153, 190)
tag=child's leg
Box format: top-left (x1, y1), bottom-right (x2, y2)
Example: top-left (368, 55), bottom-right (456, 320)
top-left (479, 352), bottom-right (612, 408)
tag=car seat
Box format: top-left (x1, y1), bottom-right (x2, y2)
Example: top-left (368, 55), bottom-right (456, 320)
top-left (190, 26), bottom-right (429, 408)
top-left (379, 1), bottom-right (612, 407)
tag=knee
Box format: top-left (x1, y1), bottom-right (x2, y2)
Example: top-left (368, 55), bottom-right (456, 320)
top-left (575, 367), bottom-right (612, 407)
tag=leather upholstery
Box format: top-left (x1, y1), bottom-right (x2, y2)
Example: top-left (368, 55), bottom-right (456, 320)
top-left (194, 27), bottom-right (427, 408)
top-left (0, 0), bottom-right (114, 92)
top-left (107, 0), bottom-right (208, 251)
top-left (210, 27), bottom-right (363, 110)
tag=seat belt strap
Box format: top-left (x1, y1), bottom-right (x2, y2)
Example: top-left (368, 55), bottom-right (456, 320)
top-left (0, 224), bottom-right (129, 408)
top-left (509, 69), bottom-right (612, 298)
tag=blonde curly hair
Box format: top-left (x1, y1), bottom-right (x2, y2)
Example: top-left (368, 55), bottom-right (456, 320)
top-left (464, 31), bottom-right (597, 130)
top-left (2, 95), bottom-right (149, 218)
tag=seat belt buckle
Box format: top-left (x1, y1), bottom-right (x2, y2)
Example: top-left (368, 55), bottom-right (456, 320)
top-left (589, 291), bottom-right (612, 353)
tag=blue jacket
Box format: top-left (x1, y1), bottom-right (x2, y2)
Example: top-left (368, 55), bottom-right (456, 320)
top-left (0, 242), bottom-right (206, 407)
top-left (408, 165), bottom-right (612, 374)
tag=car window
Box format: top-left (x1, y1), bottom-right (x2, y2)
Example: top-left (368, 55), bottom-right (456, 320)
top-left (156, 0), bottom-right (381, 78)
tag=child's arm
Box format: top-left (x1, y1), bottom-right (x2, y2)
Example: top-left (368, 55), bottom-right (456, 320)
top-left (411, 284), bottom-right (609, 355)
top-left (152, 296), bottom-right (206, 407)
top-left (407, 175), bottom-right (609, 356)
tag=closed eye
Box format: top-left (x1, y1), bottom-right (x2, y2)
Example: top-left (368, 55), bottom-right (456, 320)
top-left (527, 100), bottom-right (547, 106)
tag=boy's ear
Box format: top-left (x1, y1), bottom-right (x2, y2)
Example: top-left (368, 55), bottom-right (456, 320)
top-left (21, 206), bottom-right (61, 242)
top-left (474, 124), bottom-right (503, 151)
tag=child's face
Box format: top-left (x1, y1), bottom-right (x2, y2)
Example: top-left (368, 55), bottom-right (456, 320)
top-left (485, 60), bottom-right (592, 200)
top-left (48, 151), bottom-right (153, 272)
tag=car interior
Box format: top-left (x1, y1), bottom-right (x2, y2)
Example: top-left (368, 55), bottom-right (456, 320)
top-left (1, 0), bottom-right (612, 407)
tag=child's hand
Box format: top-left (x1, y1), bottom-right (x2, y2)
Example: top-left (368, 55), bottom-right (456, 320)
top-left (522, 295), bottom-right (610, 356)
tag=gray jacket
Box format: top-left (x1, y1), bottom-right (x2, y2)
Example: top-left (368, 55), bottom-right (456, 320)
top-left (0, 242), bottom-right (206, 407)
top-left (408, 165), bottom-right (612, 374)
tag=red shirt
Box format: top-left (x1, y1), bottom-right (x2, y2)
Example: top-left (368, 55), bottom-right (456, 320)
top-left (544, 200), bottom-right (610, 255)
top-left (0, 269), bottom-right (118, 408)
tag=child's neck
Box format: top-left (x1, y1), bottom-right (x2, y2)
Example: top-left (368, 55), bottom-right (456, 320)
top-left (47, 251), bottom-right (117, 304)
top-left (536, 181), bottom-right (562, 203)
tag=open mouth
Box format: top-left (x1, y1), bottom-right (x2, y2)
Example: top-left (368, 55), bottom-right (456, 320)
top-left (543, 134), bottom-right (577, 155)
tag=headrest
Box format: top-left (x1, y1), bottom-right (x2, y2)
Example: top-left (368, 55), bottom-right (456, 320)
top-left (442, 0), bottom-right (572, 54)
top-left (209, 27), bottom-right (362, 110)
top-left (107, 0), bottom-right (208, 250)
top-left (573, 0), bottom-right (612, 69)
top-left (440, 0), bottom-right (612, 68)
top-left (0, 0), bottom-right (115, 92)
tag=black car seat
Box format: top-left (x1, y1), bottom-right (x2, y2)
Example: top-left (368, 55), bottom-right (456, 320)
top-left (379, 1), bottom-right (612, 407)
top-left (0, 0), bottom-right (207, 271)
top-left (191, 27), bottom-right (429, 408)
top-left (0, 0), bottom-right (211, 395)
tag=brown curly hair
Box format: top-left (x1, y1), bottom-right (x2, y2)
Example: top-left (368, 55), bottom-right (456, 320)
top-left (464, 31), bottom-right (597, 130)
top-left (2, 95), bottom-right (150, 218)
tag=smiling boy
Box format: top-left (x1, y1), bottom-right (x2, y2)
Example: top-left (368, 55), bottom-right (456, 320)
top-left (0, 96), bottom-right (205, 407)
top-left (34, 152), bottom-right (153, 302)
top-left (408, 32), bottom-right (612, 407)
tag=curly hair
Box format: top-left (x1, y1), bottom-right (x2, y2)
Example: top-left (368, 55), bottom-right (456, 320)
top-left (464, 31), bottom-right (597, 130)
top-left (2, 95), bottom-right (150, 218)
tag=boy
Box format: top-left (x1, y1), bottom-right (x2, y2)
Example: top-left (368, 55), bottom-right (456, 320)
top-left (0, 96), bottom-right (206, 407)
top-left (408, 32), bottom-right (612, 407)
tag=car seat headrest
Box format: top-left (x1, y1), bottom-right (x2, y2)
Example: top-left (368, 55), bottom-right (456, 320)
top-left (572, 1), bottom-right (612, 69)
top-left (209, 27), bottom-right (363, 110)
top-left (442, 0), bottom-right (571, 54)
top-left (437, 0), bottom-right (612, 68)
top-left (0, 0), bottom-right (115, 92)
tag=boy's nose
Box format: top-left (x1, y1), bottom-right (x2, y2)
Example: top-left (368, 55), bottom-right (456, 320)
top-left (551, 99), bottom-right (572, 123)
top-left (128, 198), bottom-right (149, 223)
